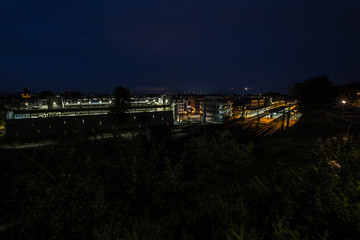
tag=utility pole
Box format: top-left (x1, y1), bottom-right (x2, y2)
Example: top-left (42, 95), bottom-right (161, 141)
top-left (281, 109), bottom-right (285, 132)
top-left (203, 103), bottom-right (206, 125)
top-left (286, 102), bottom-right (291, 129)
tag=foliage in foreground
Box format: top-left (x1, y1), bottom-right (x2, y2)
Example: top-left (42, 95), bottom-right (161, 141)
top-left (1, 130), bottom-right (360, 239)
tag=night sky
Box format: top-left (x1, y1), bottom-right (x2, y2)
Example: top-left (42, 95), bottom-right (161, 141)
top-left (1, 0), bottom-right (360, 94)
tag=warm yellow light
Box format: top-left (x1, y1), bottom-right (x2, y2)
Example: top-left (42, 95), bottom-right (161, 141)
top-left (341, 100), bottom-right (346, 104)
top-left (21, 93), bottom-right (31, 98)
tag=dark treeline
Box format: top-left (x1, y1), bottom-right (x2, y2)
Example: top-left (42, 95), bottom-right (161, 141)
top-left (1, 83), bottom-right (360, 239)
top-left (290, 76), bottom-right (360, 113)
top-left (1, 114), bottom-right (360, 239)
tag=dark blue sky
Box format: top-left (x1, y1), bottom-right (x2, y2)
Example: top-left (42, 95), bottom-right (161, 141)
top-left (1, 0), bottom-right (360, 94)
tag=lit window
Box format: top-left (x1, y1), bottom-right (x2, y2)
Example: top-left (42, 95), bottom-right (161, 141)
top-left (99, 121), bottom-right (102, 126)
top-left (134, 116), bottom-right (136, 120)
top-left (64, 121), bottom-right (66, 124)
top-left (153, 115), bottom-right (155, 118)
top-left (82, 119), bottom-right (85, 123)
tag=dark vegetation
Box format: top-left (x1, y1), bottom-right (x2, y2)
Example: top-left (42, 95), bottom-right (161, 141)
top-left (290, 76), bottom-right (333, 113)
top-left (290, 75), bottom-right (360, 113)
top-left (1, 114), bottom-right (360, 239)
top-left (38, 90), bottom-right (55, 99)
top-left (0, 103), bottom-right (6, 126)
top-left (1, 82), bottom-right (360, 239)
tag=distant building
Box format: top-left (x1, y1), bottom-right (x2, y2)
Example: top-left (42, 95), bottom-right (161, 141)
top-left (203, 95), bottom-right (233, 124)
top-left (251, 99), bottom-right (259, 108)
top-left (195, 97), bottom-right (205, 114)
top-left (173, 99), bottom-right (186, 121)
top-left (47, 96), bottom-right (64, 110)
top-left (186, 97), bottom-right (196, 114)
top-left (21, 88), bottom-right (31, 99)
top-left (231, 94), bottom-right (269, 117)
top-left (5, 94), bottom-right (174, 139)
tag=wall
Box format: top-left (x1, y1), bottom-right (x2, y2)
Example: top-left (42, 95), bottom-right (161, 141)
top-left (5, 111), bottom-right (173, 139)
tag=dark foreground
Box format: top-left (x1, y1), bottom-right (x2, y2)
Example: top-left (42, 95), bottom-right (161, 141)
top-left (1, 111), bottom-right (360, 240)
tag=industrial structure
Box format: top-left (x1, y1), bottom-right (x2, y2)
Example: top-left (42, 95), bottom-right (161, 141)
top-left (2, 90), bottom-right (290, 140)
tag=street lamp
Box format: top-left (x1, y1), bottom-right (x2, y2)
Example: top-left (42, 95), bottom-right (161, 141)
top-left (340, 99), bottom-right (347, 115)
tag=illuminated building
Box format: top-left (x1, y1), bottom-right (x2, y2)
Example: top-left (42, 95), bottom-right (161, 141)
top-left (21, 88), bottom-right (31, 99)
top-left (203, 95), bottom-right (233, 124)
top-left (5, 94), bottom-right (174, 139)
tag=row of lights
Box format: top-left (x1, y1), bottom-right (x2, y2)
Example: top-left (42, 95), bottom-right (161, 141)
top-left (26, 100), bottom-right (113, 106)
top-left (74, 100), bottom-right (112, 104)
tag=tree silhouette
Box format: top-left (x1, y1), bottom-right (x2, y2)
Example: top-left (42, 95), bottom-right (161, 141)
top-left (290, 75), bottom-right (333, 113)
top-left (0, 103), bottom-right (7, 126)
top-left (109, 86), bottom-right (131, 134)
top-left (39, 90), bottom-right (55, 99)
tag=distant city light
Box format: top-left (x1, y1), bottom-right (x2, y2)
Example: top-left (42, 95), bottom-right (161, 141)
top-left (341, 100), bottom-right (346, 104)
top-left (53, 102), bottom-right (56, 105)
